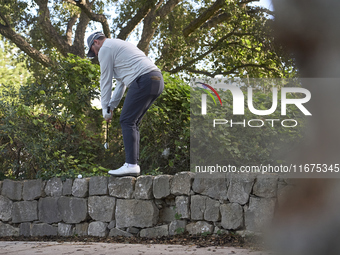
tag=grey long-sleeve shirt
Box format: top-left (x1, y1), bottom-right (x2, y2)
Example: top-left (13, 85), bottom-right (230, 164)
top-left (98, 38), bottom-right (160, 117)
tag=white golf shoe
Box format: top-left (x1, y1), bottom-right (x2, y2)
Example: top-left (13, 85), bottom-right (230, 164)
top-left (108, 163), bottom-right (140, 177)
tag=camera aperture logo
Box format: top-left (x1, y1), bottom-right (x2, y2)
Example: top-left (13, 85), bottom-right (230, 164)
top-left (196, 82), bottom-right (223, 106)
top-left (195, 80), bottom-right (312, 128)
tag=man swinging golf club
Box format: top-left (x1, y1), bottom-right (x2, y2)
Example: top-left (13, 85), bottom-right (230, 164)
top-left (87, 31), bottom-right (164, 177)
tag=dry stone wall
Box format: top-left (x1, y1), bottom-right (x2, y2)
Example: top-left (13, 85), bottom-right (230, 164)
top-left (0, 172), bottom-right (290, 238)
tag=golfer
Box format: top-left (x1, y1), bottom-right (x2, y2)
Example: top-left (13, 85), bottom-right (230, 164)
top-left (87, 31), bottom-right (164, 177)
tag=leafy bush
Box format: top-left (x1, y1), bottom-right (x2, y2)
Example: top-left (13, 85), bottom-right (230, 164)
top-left (0, 55), bottom-right (108, 180)
top-left (102, 72), bottom-right (190, 175)
top-left (0, 54), bottom-right (305, 180)
top-left (0, 55), bottom-right (190, 179)
top-left (0, 100), bottom-right (105, 180)
top-left (190, 81), bottom-right (307, 168)
top-left (139, 72), bottom-right (190, 174)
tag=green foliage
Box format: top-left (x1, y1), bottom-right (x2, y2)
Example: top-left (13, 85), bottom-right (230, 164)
top-left (175, 227), bottom-right (185, 235)
top-left (0, 52), bottom-right (306, 180)
top-left (1, 0), bottom-right (296, 78)
top-left (0, 36), bottom-right (30, 100)
top-left (216, 229), bottom-right (223, 235)
top-left (175, 212), bottom-right (182, 220)
top-left (201, 231), bottom-right (212, 237)
top-left (139, 72), bottom-right (190, 174)
top-left (22, 54), bottom-right (100, 119)
top-left (154, 1), bottom-right (296, 77)
top-left (101, 72), bottom-right (190, 175)
top-left (0, 54), bottom-right (107, 180)
top-left (0, 1), bottom-right (301, 180)
top-left (145, 167), bottom-right (164, 176)
top-left (0, 52), bottom-right (191, 179)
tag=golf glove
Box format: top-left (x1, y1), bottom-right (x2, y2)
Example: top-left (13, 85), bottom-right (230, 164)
top-left (102, 107), bottom-right (112, 120)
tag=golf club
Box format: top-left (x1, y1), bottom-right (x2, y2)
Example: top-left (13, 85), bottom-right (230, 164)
top-left (104, 107), bottom-right (110, 149)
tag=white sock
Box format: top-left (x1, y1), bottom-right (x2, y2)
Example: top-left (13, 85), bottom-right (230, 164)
top-left (127, 163), bottom-right (138, 167)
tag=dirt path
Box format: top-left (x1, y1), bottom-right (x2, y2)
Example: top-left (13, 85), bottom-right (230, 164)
top-left (0, 241), bottom-right (273, 255)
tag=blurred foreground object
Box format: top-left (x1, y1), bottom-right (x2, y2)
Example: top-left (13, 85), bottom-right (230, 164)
top-left (269, 0), bottom-right (340, 254)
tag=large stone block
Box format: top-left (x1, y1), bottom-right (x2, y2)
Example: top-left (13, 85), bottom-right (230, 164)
top-left (88, 221), bottom-right (108, 237)
top-left (140, 225), bottom-right (169, 238)
top-left (89, 176), bottom-right (108, 195)
top-left (253, 175), bottom-right (278, 198)
top-left (190, 195), bottom-right (205, 220)
top-left (75, 223), bottom-right (88, 236)
top-left (31, 223), bottom-right (58, 236)
top-left (19, 223), bottom-right (31, 237)
top-left (58, 196), bottom-right (88, 223)
top-left (190, 195), bottom-right (220, 222)
top-left (23, 179), bottom-right (43, 200)
top-left (88, 196), bottom-right (116, 222)
top-left (204, 197), bottom-right (220, 222)
top-left (0, 195), bottom-right (13, 221)
top-left (72, 178), bottom-right (89, 198)
top-left (0, 222), bottom-right (19, 237)
top-left (169, 220), bottom-right (187, 235)
top-left (44, 177), bottom-right (63, 197)
top-left (175, 196), bottom-right (190, 219)
top-left (245, 197), bottom-right (276, 232)
top-left (115, 199), bottom-right (159, 228)
top-left (58, 223), bottom-right (74, 237)
top-left (227, 174), bottom-right (255, 205)
top-left (109, 176), bottom-right (135, 199)
top-left (62, 179), bottom-right (73, 196)
top-left (109, 228), bottom-right (133, 237)
top-left (134, 175), bottom-right (153, 199)
top-left (12, 201), bottom-right (38, 223)
top-left (220, 203), bottom-right (243, 230)
top-left (153, 175), bottom-right (172, 199)
top-left (39, 197), bottom-right (61, 223)
top-left (192, 175), bottom-right (228, 201)
top-left (126, 227), bottom-right (139, 234)
top-left (171, 172), bottom-right (195, 195)
top-left (186, 221), bottom-right (214, 235)
top-left (1, 179), bottom-right (22, 201)
top-left (108, 221), bottom-right (116, 229)
top-left (159, 206), bottom-right (176, 223)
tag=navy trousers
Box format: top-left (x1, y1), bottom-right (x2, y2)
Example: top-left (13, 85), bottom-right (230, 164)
top-left (120, 71), bottom-right (164, 164)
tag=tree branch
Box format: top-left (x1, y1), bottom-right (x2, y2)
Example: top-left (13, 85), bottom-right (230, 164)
top-left (157, 0), bottom-right (181, 17)
top-left (72, 11), bottom-right (91, 57)
top-left (200, 12), bottom-right (231, 30)
top-left (66, 15), bottom-right (79, 46)
top-left (0, 23), bottom-right (52, 67)
top-left (137, 0), bottom-right (181, 54)
top-left (182, 0), bottom-right (225, 38)
top-left (71, 0), bottom-right (111, 38)
top-left (180, 63), bottom-right (277, 77)
top-left (35, 0), bottom-right (71, 56)
top-left (0, 12), bottom-right (10, 27)
top-left (177, 67), bottom-right (215, 77)
top-left (137, 0), bottom-right (163, 54)
top-left (63, 0), bottom-right (77, 5)
top-left (167, 31), bottom-right (238, 73)
top-left (218, 63), bottom-right (277, 76)
top-left (117, 0), bottom-right (158, 40)
top-left (240, 0), bottom-right (259, 5)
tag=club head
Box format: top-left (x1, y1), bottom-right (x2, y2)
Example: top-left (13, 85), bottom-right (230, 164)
top-left (104, 142), bottom-right (109, 149)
